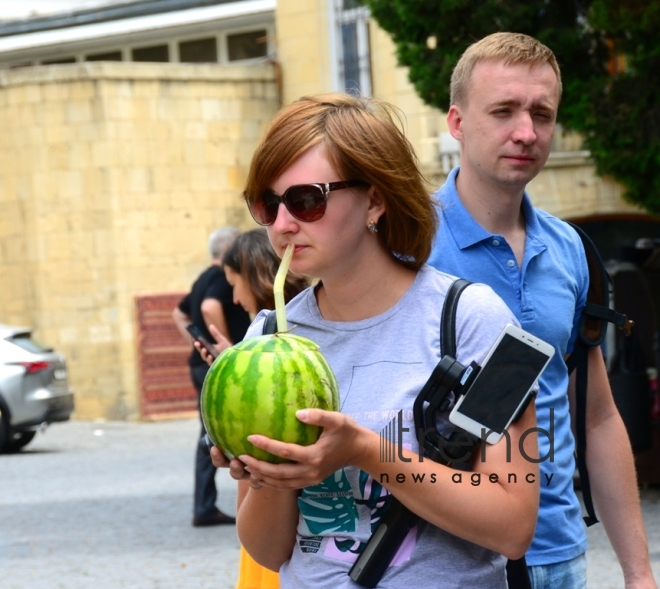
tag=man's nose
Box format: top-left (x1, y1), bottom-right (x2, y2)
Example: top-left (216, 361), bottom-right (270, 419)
top-left (511, 113), bottom-right (537, 144)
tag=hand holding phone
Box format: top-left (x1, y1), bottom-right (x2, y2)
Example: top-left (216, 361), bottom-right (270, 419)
top-left (449, 324), bottom-right (554, 444)
top-left (185, 324), bottom-right (219, 359)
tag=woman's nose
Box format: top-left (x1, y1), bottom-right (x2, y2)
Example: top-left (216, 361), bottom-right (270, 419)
top-left (271, 202), bottom-right (297, 231)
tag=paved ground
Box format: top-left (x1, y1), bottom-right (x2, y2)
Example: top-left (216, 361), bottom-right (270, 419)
top-left (0, 418), bottom-right (659, 588)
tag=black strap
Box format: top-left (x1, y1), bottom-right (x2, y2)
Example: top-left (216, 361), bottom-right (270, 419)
top-left (262, 310), bottom-right (278, 335)
top-left (440, 278), bottom-right (472, 357)
top-left (571, 343), bottom-right (600, 527)
top-left (506, 557), bottom-right (532, 589)
top-left (441, 278), bottom-right (531, 588)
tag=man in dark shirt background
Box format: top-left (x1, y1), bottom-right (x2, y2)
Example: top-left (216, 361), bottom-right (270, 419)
top-left (173, 227), bottom-right (251, 526)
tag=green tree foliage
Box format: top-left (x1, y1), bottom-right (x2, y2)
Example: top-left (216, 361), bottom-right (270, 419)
top-left (360, 0), bottom-right (660, 213)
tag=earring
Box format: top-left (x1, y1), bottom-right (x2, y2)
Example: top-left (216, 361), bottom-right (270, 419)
top-left (367, 221), bottom-right (378, 234)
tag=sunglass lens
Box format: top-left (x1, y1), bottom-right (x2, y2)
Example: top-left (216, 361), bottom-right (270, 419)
top-left (249, 191), bottom-right (279, 225)
top-left (287, 185), bottom-right (326, 222)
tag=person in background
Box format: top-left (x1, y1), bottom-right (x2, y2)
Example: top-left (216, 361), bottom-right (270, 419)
top-left (197, 228), bottom-right (307, 589)
top-left (427, 32), bottom-right (657, 589)
top-left (224, 228), bottom-right (308, 320)
top-left (210, 93), bottom-right (540, 589)
top-left (172, 227), bottom-right (251, 527)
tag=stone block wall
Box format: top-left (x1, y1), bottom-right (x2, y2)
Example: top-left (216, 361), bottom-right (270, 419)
top-left (0, 62), bottom-right (277, 420)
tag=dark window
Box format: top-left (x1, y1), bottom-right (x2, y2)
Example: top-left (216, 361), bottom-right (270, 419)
top-left (179, 37), bottom-right (217, 63)
top-left (341, 21), bottom-right (360, 93)
top-left (86, 51), bottom-right (122, 62)
top-left (42, 57), bottom-right (77, 65)
top-left (9, 333), bottom-right (53, 353)
top-left (132, 45), bottom-right (169, 63)
top-left (227, 30), bottom-right (267, 61)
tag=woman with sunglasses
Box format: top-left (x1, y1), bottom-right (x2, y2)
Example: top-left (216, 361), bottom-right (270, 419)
top-left (211, 93), bottom-right (539, 589)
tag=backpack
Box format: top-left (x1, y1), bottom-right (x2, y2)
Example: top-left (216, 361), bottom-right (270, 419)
top-left (564, 222), bottom-right (634, 527)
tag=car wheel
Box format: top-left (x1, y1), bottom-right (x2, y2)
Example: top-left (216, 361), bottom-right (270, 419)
top-left (4, 431), bottom-right (37, 453)
top-left (0, 407), bottom-right (7, 452)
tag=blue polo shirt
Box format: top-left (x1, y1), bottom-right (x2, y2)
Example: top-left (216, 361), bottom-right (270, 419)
top-left (428, 167), bottom-right (589, 565)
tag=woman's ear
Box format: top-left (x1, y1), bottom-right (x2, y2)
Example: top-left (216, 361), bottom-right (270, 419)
top-left (366, 185), bottom-right (386, 223)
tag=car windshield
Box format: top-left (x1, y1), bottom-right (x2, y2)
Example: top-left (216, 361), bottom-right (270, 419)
top-left (8, 333), bottom-right (54, 354)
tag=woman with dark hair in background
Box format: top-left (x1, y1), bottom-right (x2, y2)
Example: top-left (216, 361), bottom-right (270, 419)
top-left (197, 228), bottom-right (307, 589)
top-left (223, 228), bottom-right (308, 319)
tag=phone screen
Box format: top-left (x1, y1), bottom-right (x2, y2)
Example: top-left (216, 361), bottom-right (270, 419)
top-left (456, 334), bottom-right (550, 432)
top-left (186, 324), bottom-right (218, 359)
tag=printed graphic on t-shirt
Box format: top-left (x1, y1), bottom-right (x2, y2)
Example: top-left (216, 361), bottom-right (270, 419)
top-left (297, 470), bottom-right (417, 566)
top-left (298, 469), bottom-right (358, 536)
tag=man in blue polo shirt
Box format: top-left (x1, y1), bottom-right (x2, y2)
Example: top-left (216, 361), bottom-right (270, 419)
top-left (428, 32), bottom-right (656, 589)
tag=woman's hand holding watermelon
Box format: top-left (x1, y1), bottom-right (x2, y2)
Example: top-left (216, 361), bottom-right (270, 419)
top-left (234, 408), bottom-right (374, 491)
top-left (208, 445), bottom-right (252, 481)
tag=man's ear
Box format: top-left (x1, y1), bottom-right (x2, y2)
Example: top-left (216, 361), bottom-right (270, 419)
top-left (447, 105), bottom-right (463, 142)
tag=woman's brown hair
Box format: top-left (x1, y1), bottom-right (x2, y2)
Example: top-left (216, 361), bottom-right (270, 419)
top-left (243, 93), bottom-right (438, 270)
top-left (222, 229), bottom-right (307, 312)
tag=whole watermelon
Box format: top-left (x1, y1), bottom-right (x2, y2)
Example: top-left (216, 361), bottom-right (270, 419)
top-left (201, 332), bottom-right (340, 464)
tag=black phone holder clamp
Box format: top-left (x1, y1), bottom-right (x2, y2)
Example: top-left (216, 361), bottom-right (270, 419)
top-left (413, 355), bottom-right (481, 465)
top-left (348, 355), bottom-right (481, 588)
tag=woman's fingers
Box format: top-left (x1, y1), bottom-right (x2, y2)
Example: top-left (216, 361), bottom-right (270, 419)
top-left (209, 445), bottom-right (229, 468)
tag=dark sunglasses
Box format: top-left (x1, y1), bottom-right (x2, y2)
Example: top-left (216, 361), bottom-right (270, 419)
top-left (246, 180), bottom-right (369, 226)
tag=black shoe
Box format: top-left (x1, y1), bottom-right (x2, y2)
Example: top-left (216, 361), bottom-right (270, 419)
top-left (192, 511), bottom-right (236, 527)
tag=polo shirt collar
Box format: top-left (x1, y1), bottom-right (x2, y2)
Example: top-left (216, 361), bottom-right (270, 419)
top-left (438, 166), bottom-right (543, 249)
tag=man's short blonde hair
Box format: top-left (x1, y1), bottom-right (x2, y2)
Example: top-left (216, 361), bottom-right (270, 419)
top-left (450, 32), bottom-right (562, 107)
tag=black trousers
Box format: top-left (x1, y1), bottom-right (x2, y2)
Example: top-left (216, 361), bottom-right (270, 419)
top-left (191, 363), bottom-right (218, 518)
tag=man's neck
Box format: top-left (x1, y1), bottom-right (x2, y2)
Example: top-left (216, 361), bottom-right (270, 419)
top-left (454, 168), bottom-right (528, 266)
top-left (455, 168), bottom-right (526, 236)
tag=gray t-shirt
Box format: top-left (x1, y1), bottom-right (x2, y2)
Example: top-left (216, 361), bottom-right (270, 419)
top-left (247, 265), bottom-right (519, 589)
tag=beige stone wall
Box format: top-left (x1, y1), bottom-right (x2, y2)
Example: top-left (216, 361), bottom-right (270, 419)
top-left (528, 153), bottom-right (642, 219)
top-left (422, 152), bottom-right (643, 220)
top-left (273, 2), bottom-right (637, 220)
top-left (369, 25), bottom-right (446, 166)
top-left (0, 62), bottom-right (278, 420)
top-left (276, 0), bottom-right (333, 105)
top-left (274, 1), bottom-right (445, 166)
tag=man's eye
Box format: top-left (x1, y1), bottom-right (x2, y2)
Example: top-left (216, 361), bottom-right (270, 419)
top-left (535, 112), bottom-right (553, 121)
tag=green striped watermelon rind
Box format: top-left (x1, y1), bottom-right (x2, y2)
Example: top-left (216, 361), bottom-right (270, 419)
top-left (201, 333), bottom-right (340, 464)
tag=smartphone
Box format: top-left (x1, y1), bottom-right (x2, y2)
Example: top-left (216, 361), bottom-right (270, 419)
top-left (185, 324), bottom-right (219, 359)
top-left (448, 324), bottom-right (554, 444)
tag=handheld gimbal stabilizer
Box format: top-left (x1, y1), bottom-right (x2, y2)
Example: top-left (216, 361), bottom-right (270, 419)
top-left (348, 355), bottom-right (481, 588)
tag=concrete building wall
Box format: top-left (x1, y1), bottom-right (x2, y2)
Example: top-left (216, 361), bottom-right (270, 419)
top-left (0, 62), bottom-right (278, 420)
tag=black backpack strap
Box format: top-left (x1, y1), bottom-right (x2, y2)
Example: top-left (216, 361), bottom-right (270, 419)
top-left (440, 278), bottom-right (532, 589)
top-left (440, 278), bottom-right (472, 357)
top-left (262, 311), bottom-right (278, 335)
top-left (573, 343), bottom-right (599, 527)
top-left (565, 222), bottom-right (623, 528)
top-left (567, 222), bottom-right (633, 346)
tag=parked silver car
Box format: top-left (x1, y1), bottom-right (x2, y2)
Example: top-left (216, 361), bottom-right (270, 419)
top-left (0, 325), bottom-right (74, 453)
